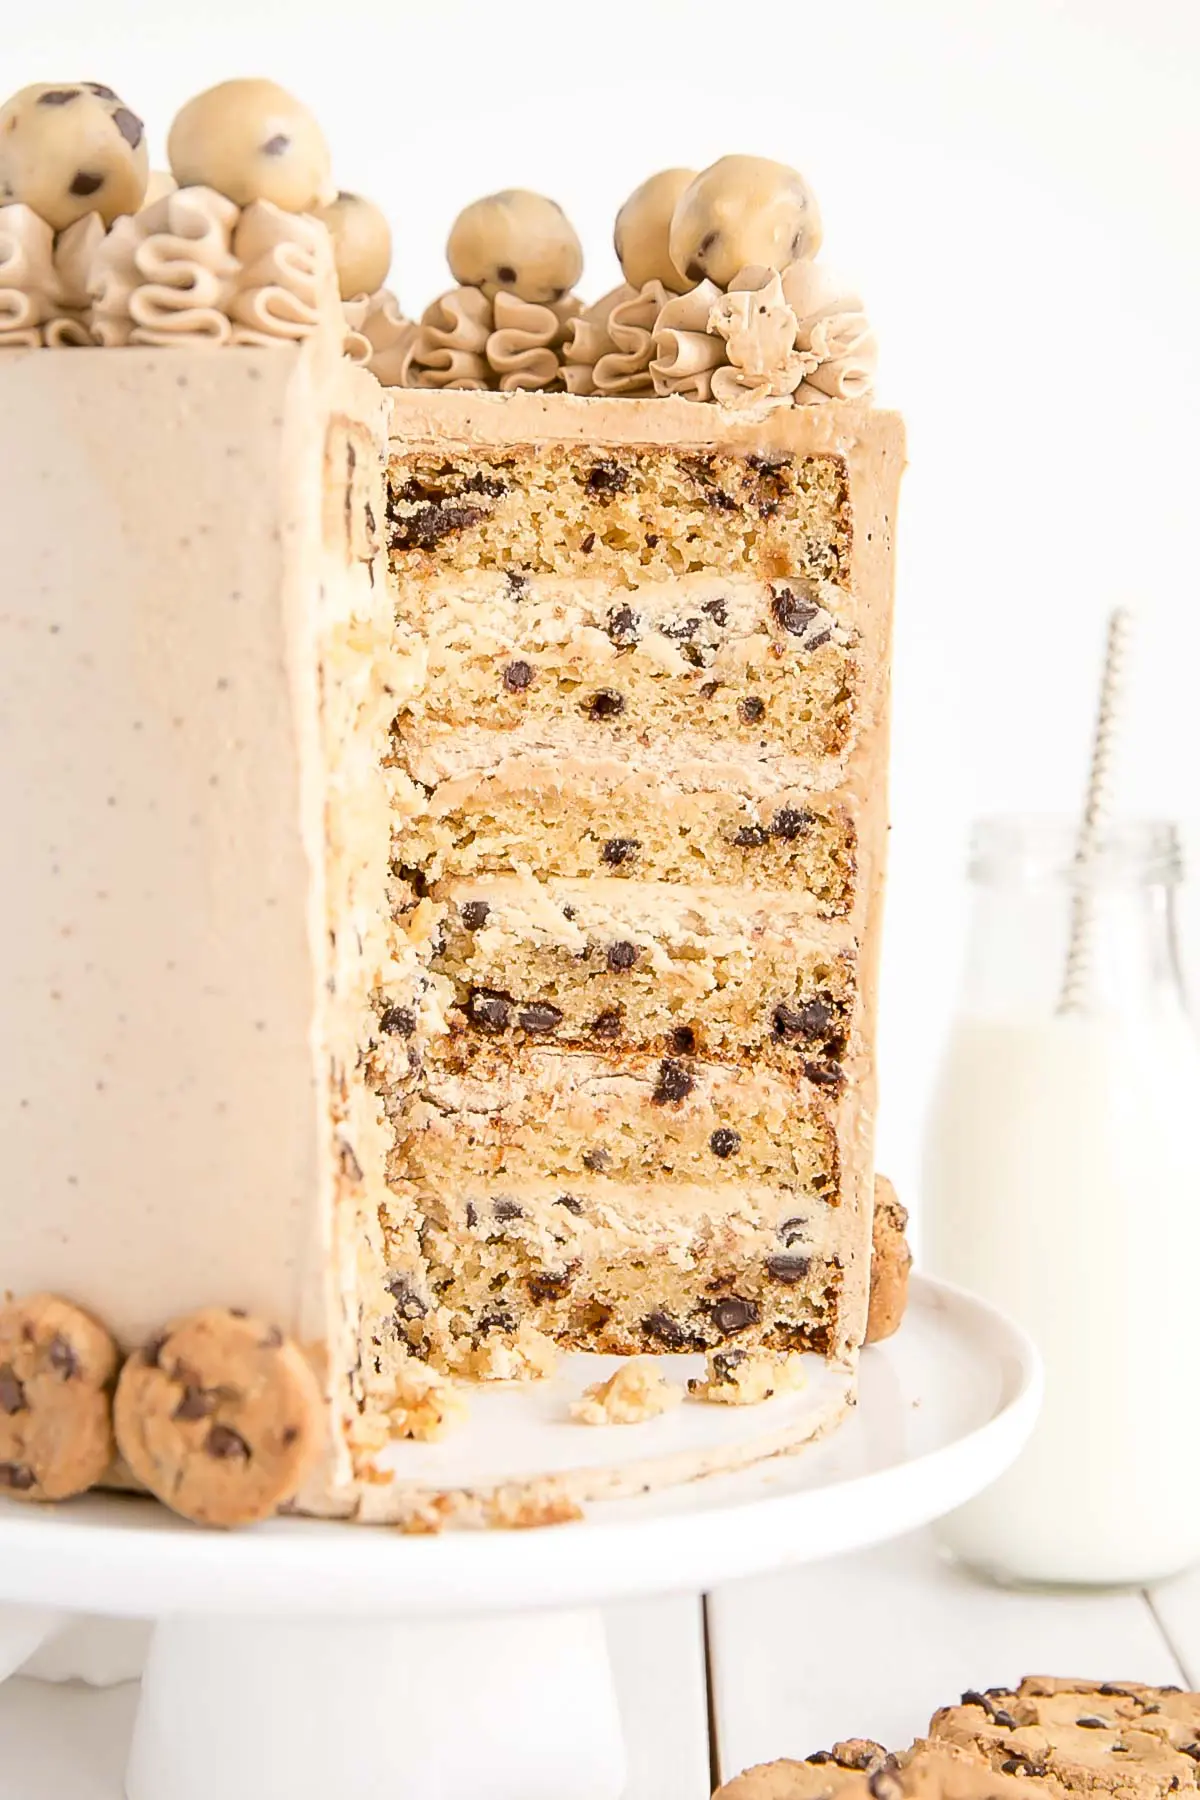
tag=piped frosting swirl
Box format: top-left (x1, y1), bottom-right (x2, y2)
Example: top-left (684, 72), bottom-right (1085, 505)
top-left (562, 281), bottom-right (668, 396)
top-left (402, 286), bottom-right (579, 391)
top-left (0, 204), bottom-right (100, 347)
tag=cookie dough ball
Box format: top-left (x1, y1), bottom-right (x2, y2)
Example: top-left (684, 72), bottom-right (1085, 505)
top-left (314, 190), bottom-right (392, 299)
top-left (167, 78), bottom-right (332, 212)
top-left (447, 189), bottom-right (582, 304)
top-left (669, 155), bottom-right (823, 290)
top-left (613, 167), bottom-right (697, 292)
top-left (0, 1294), bottom-right (119, 1501)
top-left (0, 82), bottom-right (149, 230)
top-left (865, 1175), bottom-right (912, 1345)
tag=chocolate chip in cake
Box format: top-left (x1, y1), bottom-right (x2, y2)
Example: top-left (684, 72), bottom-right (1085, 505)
top-left (661, 616), bottom-right (700, 641)
top-left (606, 940), bottom-right (640, 971)
top-left (460, 901), bottom-right (490, 930)
top-left (778, 1216), bottom-right (808, 1245)
top-left (504, 569), bottom-right (529, 595)
top-left (379, 1004), bottom-right (416, 1037)
top-left (642, 1311), bottom-right (704, 1351)
top-left (581, 531), bottom-right (597, 553)
top-left (527, 1269), bottom-right (574, 1302)
top-left (770, 585), bottom-right (820, 637)
top-left (771, 807), bottom-right (813, 841)
top-left (493, 1200), bottom-right (524, 1221)
top-left (733, 823), bottom-right (769, 849)
top-left (804, 1059), bottom-right (844, 1089)
top-left (555, 1194), bottom-right (584, 1214)
top-left (961, 1692), bottom-right (1019, 1730)
top-left (562, 905), bottom-right (577, 920)
top-left (390, 501), bottom-right (486, 551)
top-left (670, 1026), bottom-right (697, 1055)
top-left (468, 988), bottom-right (513, 1032)
top-left (387, 1276), bottom-right (429, 1320)
top-left (69, 171), bottom-right (105, 197)
top-left (205, 1424), bottom-right (250, 1461)
top-left (738, 695), bottom-right (766, 725)
top-left (766, 1255), bottom-right (812, 1284)
top-left (1001, 1759), bottom-right (1047, 1779)
top-left (702, 598), bottom-right (728, 627)
top-left (582, 1147), bottom-right (612, 1172)
top-left (699, 680), bottom-right (722, 701)
top-left (710, 1297), bottom-right (759, 1335)
top-left (585, 460), bottom-right (630, 493)
top-left (465, 1202), bottom-right (479, 1229)
top-left (590, 1008), bottom-right (623, 1037)
top-left (682, 643), bottom-right (706, 668)
top-left (1077, 1718), bottom-right (1111, 1730)
top-left (479, 1309), bottom-right (517, 1334)
top-left (653, 1059), bottom-right (694, 1105)
top-left (503, 660), bottom-right (535, 692)
top-left (0, 1367), bottom-right (27, 1415)
top-left (338, 1139), bottom-right (363, 1182)
top-left (601, 837), bottom-right (639, 866)
top-left (606, 604), bottom-right (641, 648)
top-left (584, 689), bottom-right (625, 720)
top-left (709, 1128), bottom-right (742, 1159)
top-left (46, 1334), bottom-right (80, 1379)
top-left (518, 1002), bottom-right (563, 1034)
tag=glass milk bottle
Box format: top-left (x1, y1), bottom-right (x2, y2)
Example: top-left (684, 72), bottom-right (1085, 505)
top-left (924, 817), bottom-right (1200, 1586)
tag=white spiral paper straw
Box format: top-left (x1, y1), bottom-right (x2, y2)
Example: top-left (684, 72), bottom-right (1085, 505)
top-left (1058, 605), bottom-right (1134, 1013)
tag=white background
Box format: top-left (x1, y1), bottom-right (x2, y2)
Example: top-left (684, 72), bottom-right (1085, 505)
top-left (6, 0), bottom-right (1200, 1205)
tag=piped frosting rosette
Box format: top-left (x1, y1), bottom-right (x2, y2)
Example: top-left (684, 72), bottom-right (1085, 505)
top-left (402, 286), bottom-right (580, 391)
top-left (781, 260), bottom-right (878, 403)
top-left (708, 266), bottom-right (815, 407)
top-left (343, 289), bottom-right (418, 385)
top-left (561, 280), bottom-right (671, 396)
top-left (0, 204), bottom-right (103, 347)
top-left (90, 186), bottom-right (341, 348)
top-left (648, 279), bottom-right (726, 399)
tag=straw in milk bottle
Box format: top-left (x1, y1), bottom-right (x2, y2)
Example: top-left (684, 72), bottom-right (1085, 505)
top-left (924, 609), bottom-right (1200, 1585)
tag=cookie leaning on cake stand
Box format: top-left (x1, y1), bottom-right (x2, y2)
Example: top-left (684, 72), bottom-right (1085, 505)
top-left (0, 1277), bottom-right (1040, 1800)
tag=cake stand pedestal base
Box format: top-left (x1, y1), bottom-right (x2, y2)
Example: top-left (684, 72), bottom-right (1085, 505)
top-left (128, 1608), bottom-right (623, 1800)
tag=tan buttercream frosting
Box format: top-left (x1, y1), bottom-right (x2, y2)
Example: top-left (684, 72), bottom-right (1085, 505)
top-left (90, 185), bottom-right (340, 348)
top-left (343, 287), bottom-right (418, 385)
top-left (403, 285), bottom-right (579, 392)
top-left (649, 278), bottom-right (726, 399)
top-left (562, 280), bottom-right (669, 396)
top-left (709, 267), bottom-right (814, 406)
top-left (0, 203), bottom-right (99, 347)
top-left (782, 259), bottom-right (878, 404)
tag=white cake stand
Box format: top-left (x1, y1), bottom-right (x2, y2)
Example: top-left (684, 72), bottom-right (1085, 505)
top-left (0, 1275), bottom-right (1039, 1800)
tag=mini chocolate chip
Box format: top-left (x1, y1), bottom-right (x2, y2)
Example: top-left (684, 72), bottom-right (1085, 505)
top-left (497, 264), bottom-right (517, 283)
top-left (112, 106), bottom-right (144, 148)
top-left (555, 1194), bottom-right (584, 1214)
top-left (379, 1005), bottom-right (416, 1037)
top-left (710, 1296), bottom-right (759, 1334)
top-left (586, 460), bottom-right (629, 493)
top-left (961, 1692), bottom-right (1018, 1729)
top-left (581, 531), bottom-right (597, 553)
top-left (519, 1002), bottom-right (563, 1034)
top-left (0, 1463), bottom-right (35, 1490)
top-left (479, 1309), bottom-right (517, 1334)
top-left (205, 1424), bottom-right (250, 1460)
top-left (387, 1276), bottom-right (429, 1320)
top-left (494, 1200), bottom-right (524, 1221)
top-left (503, 659), bottom-right (534, 692)
top-left (661, 616), bottom-right (700, 641)
top-left (642, 1311), bottom-right (694, 1350)
top-left (590, 1008), bottom-right (623, 1037)
top-left (582, 1147), bottom-right (611, 1172)
top-left (261, 133), bottom-right (291, 155)
top-left (606, 940), bottom-right (639, 971)
top-left (682, 643), bottom-right (706, 667)
top-left (1001, 1760), bottom-right (1047, 1779)
top-left (770, 586), bottom-right (820, 636)
top-left (766, 1255), bottom-right (812, 1284)
top-left (47, 1334), bottom-right (80, 1379)
top-left (69, 171), bottom-right (105, 196)
top-left (465, 1202), bottom-right (479, 1228)
top-left (771, 808), bottom-right (812, 840)
top-left (778, 1216), bottom-right (808, 1244)
top-left (653, 1058), bottom-right (694, 1104)
top-left (702, 598), bottom-right (728, 626)
top-left (468, 988), bottom-right (512, 1031)
top-left (601, 837), bottom-right (639, 866)
top-left (84, 84), bottom-right (119, 99)
top-left (804, 1060), bottom-right (843, 1088)
top-left (710, 1349), bottom-right (747, 1385)
top-left (562, 905), bottom-right (577, 920)
top-left (0, 1366), bottom-right (27, 1415)
top-left (738, 696), bottom-right (766, 724)
top-left (173, 1386), bottom-right (216, 1422)
top-left (37, 88), bottom-right (82, 105)
top-left (606, 604), bottom-right (640, 647)
top-left (585, 689), bottom-right (625, 719)
top-left (699, 680), bottom-right (722, 701)
top-left (645, 532), bottom-right (659, 548)
top-left (1077, 1718), bottom-right (1110, 1730)
top-left (709, 1128), bottom-right (741, 1159)
top-left (505, 569), bottom-right (529, 595)
top-left (460, 901), bottom-right (490, 930)
top-left (733, 824), bottom-right (769, 848)
top-left (527, 1270), bottom-right (573, 1302)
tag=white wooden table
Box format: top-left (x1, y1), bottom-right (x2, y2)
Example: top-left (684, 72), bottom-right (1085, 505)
top-left (2, 1529), bottom-right (1198, 1797)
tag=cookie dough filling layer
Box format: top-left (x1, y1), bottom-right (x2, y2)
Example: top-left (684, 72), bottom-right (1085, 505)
top-left (423, 876), bottom-right (854, 1075)
top-left (383, 1175), bottom-right (845, 1363)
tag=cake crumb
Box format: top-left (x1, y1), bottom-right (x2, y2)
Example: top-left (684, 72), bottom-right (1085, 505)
top-left (688, 1348), bottom-right (807, 1406)
top-left (570, 1357), bottom-right (685, 1425)
top-left (464, 1322), bottom-right (559, 1383)
top-left (388, 1359), bottom-right (470, 1442)
top-left (486, 1481), bottom-right (584, 1529)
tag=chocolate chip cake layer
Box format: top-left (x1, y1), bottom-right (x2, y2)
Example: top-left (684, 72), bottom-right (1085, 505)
top-left (381, 390), bottom-right (901, 1378)
top-left (387, 441), bottom-right (850, 587)
top-left (423, 876), bottom-right (854, 1076)
top-left (394, 568), bottom-right (857, 763)
top-left (389, 1175), bottom-right (846, 1363)
top-left (390, 754), bottom-right (857, 905)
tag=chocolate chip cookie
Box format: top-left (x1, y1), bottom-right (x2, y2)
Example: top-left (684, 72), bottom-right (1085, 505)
top-left (113, 1307), bottom-right (323, 1527)
top-left (0, 1293), bottom-right (119, 1501)
top-left (866, 1174), bottom-right (911, 1345)
top-left (715, 1743), bottom-right (1047, 1800)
